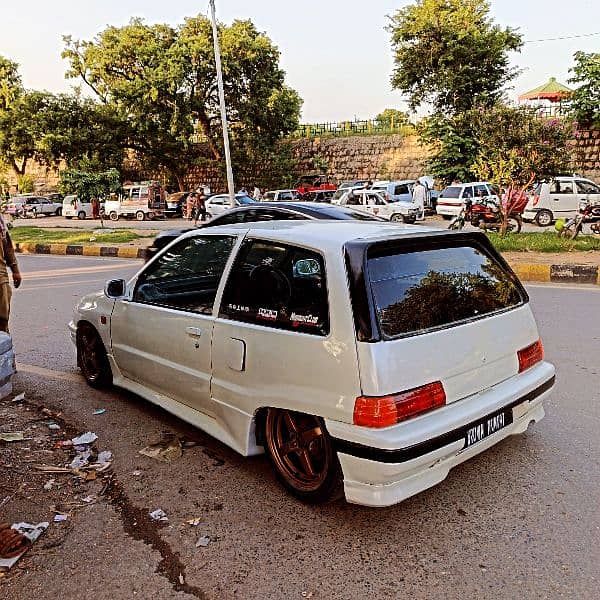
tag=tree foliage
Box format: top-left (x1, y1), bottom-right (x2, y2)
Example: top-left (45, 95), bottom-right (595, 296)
top-left (0, 90), bottom-right (125, 176)
top-left (470, 105), bottom-right (572, 190)
top-left (59, 168), bottom-right (121, 201)
top-left (0, 55), bottom-right (22, 111)
top-left (374, 108), bottom-right (409, 128)
top-left (63, 16), bottom-right (302, 190)
top-left (388, 0), bottom-right (522, 114)
top-left (568, 51), bottom-right (600, 127)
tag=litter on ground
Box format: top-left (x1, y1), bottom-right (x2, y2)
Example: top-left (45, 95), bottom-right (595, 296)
top-left (139, 433), bottom-right (182, 463)
top-left (149, 509), bottom-right (168, 522)
top-left (195, 535), bottom-right (211, 548)
top-left (0, 522), bottom-right (49, 571)
top-left (71, 432), bottom-right (98, 446)
top-left (0, 432), bottom-right (26, 442)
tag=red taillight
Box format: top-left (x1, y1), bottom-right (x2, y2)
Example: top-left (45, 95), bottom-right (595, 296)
top-left (518, 339), bottom-right (544, 372)
top-left (353, 382), bottom-right (446, 428)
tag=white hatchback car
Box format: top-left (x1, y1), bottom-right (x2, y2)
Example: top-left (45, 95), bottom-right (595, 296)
top-left (436, 182), bottom-right (498, 218)
top-left (205, 194), bottom-right (255, 219)
top-left (70, 221), bottom-right (554, 507)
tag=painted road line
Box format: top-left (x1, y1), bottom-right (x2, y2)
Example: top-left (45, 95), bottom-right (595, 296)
top-left (17, 363), bottom-right (82, 383)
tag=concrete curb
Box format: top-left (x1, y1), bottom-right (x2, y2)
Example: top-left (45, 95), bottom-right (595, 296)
top-left (15, 242), bottom-right (146, 260)
top-left (13, 242), bottom-right (600, 285)
top-left (510, 263), bottom-right (599, 285)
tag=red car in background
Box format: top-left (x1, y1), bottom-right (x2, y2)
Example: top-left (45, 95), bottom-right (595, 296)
top-left (294, 175), bottom-right (337, 195)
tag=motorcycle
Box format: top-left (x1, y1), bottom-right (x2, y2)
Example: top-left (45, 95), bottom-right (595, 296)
top-left (469, 196), bottom-right (522, 233)
top-left (447, 196), bottom-right (522, 233)
top-left (556, 201), bottom-right (600, 239)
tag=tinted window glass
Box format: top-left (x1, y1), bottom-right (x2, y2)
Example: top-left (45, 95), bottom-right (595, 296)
top-left (550, 180), bottom-right (573, 194)
top-left (302, 205), bottom-right (383, 221)
top-left (208, 211), bottom-right (247, 226)
top-left (462, 186), bottom-right (474, 198)
top-left (220, 240), bottom-right (329, 336)
top-left (474, 184), bottom-right (489, 197)
top-left (367, 245), bottom-right (523, 339)
top-left (394, 184), bottom-right (410, 195)
top-left (134, 236), bottom-right (235, 315)
top-left (576, 180), bottom-right (600, 194)
top-left (440, 186), bottom-right (461, 199)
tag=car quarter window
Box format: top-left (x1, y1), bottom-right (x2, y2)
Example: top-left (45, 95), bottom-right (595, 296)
top-left (219, 240), bottom-right (329, 336)
top-left (394, 184), bottom-right (409, 195)
top-left (133, 235), bottom-right (236, 315)
top-left (576, 180), bottom-right (600, 194)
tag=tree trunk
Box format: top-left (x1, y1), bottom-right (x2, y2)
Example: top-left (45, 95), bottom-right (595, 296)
top-left (174, 172), bottom-right (185, 192)
top-left (11, 158), bottom-right (27, 177)
top-left (196, 112), bottom-right (221, 161)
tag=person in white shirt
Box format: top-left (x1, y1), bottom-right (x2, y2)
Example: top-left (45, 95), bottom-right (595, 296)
top-left (412, 180), bottom-right (427, 220)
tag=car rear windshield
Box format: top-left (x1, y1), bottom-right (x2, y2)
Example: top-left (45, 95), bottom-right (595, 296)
top-left (440, 186), bottom-right (461, 199)
top-left (367, 244), bottom-right (524, 339)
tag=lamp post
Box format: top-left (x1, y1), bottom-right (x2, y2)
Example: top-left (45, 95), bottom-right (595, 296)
top-left (209, 0), bottom-right (236, 207)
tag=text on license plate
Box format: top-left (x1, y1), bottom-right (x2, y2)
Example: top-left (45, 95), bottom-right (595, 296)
top-left (464, 408), bottom-right (513, 449)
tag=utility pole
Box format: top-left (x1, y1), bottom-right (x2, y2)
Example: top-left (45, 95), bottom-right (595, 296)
top-left (209, 0), bottom-right (236, 207)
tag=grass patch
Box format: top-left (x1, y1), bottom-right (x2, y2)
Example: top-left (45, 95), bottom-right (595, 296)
top-left (487, 231), bottom-right (600, 253)
top-left (10, 226), bottom-right (157, 245)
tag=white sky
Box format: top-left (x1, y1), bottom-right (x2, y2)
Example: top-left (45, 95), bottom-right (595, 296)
top-left (2, 0), bottom-right (599, 122)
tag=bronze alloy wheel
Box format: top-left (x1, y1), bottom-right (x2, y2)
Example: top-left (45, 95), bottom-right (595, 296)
top-left (77, 326), bottom-right (112, 389)
top-left (264, 408), bottom-right (341, 502)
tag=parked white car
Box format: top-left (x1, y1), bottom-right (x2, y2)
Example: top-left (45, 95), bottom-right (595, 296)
top-left (205, 194), bottom-right (255, 219)
top-left (262, 189), bottom-right (303, 202)
top-left (337, 189), bottom-right (422, 222)
top-left (522, 176), bottom-right (600, 226)
top-left (63, 195), bottom-right (92, 220)
top-left (70, 221), bottom-right (554, 507)
top-left (436, 182), bottom-right (498, 218)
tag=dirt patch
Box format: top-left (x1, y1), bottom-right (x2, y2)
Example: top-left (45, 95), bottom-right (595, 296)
top-left (503, 251), bottom-right (600, 266)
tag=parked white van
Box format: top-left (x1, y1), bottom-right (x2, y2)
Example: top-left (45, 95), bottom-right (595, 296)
top-left (523, 176), bottom-right (600, 226)
top-left (63, 195), bottom-right (92, 220)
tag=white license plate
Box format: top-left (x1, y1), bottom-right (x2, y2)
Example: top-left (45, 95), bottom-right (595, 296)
top-left (464, 408), bottom-right (512, 449)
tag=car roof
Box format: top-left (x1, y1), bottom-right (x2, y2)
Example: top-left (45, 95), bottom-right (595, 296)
top-left (179, 219), bottom-right (438, 251)
top-left (443, 181), bottom-right (490, 188)
top-left (371, 179), bottom-right (415, 186)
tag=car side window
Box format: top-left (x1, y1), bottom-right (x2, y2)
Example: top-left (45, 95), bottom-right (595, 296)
top-left (550, 180), bottom-right (574, 194)
top-left (220, 240), bottom-right (329, 336)
top-left (576, 180), bottom-right (600, 194)
top-left (394, 184), bottom-right (409, 195)
top-left (133, 235), bottom-right (235, 315)
top-left (208, 211), bottom-right (246, 226)
top-left (280, 192), bottom-right (293, 201)
top-left (462, 186), bottom-right (474, 198)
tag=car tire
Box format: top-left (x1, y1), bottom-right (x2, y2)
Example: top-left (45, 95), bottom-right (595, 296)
top-left (56, 208), bottom-right (62, 216)
top-left (441, 215), bottom-right (452, 220)
top-left (76, 324), bottom-right (113, 389)
top-left (390, 214), bottom-right (404, 223)
top-left (77, 211), bottom-right (86, 220)
top-left (535, 209), bottom-right (553, 227)
top-left (65, 216), bottom-right (73, 220)
top-left (31, 208), bottom-right (37, 218)
top-left (507, 215), bottom-right (522, 233)
top-left (263, 408), bottom-right (342, 504)
top-left (109, 211), bottom-right (119, 221)
top-left (135, 211), bottom-right (145, 221)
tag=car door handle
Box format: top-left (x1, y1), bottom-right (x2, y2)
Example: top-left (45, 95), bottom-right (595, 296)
top-left (185, 326), bottom-right (203, 338)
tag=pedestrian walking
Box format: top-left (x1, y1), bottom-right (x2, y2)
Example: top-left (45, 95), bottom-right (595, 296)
top-left (0, 214), bottom-right (21, 333)
top-left (252, 185), bottom-right (262, 201)
top-left (412, 180), bottom-right (427, 220)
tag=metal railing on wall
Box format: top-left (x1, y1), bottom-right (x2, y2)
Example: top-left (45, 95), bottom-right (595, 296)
top-left (290, 119), bottom-right (416, 139)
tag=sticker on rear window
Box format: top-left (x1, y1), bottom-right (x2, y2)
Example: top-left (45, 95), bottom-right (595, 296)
top-left (257, 308), bottom-right (278, 321)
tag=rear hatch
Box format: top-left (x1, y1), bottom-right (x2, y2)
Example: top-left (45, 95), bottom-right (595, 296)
top-left (349, 232), bottom-right (538, 403)
top-left (436, 186), bottom-right (463, 209)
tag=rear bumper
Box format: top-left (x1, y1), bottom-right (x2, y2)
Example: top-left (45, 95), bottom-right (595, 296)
top-left (325, 362), bottom-right (554, 507)
top-left (436, 204), bottom-right (461, 216)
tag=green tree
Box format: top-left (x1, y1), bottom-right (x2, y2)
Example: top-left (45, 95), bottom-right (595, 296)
top-left (388, 0), bottom-right (522, 114)
top-left (63, 16), bottom-right (302, 190)
top-left (470, 104), bottom-right (572, 231)
top-left (374, 108), bottom-right (409, 129)
top-left (0, 55), bottom-right (23, 111)
top-left (568, 51), bottom-right (600, 127)
top-left (59, 168), bottom-right (121, 201)
top-left (0, 90), bottom-right (125, 177)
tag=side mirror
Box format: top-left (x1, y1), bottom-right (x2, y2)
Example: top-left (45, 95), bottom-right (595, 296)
top-left (105, 279), bottom-right (126, 299)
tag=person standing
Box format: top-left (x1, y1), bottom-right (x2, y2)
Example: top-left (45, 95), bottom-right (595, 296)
top-left (91, 197), bottom-right (100, 219)
top-left (195, 191), bottom-right (207, 225)
top-left (412, 180), bottom-right (427, 220)
top-left (186, 193), bottom-right (196, 221)
top-left (0, 215), bottom-right (21, 333)
top-left (252, 185), bottom-right (262, 201)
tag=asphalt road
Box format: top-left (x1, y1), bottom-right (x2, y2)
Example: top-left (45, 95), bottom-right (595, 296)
top-left (10, 212), bottom-right (555, 234)
top-left (2, 254), bottom-right (599, 599)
